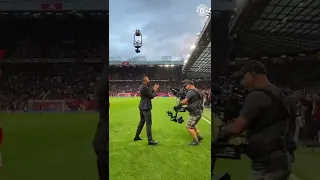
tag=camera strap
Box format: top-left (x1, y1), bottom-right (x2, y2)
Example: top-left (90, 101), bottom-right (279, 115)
top-left (188, 89), bottom-right (203, 109)
top-left (250, 89), bottom-right (290, 134)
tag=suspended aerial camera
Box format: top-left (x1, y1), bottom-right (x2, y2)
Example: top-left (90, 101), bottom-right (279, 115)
top-left (133, 29), bottom-right (142, 53)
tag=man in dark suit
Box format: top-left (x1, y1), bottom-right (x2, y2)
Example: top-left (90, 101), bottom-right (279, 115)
top-left (134, 75), bottom-right (159, 145)
top-left (92, 66), bottom-right (109, 180)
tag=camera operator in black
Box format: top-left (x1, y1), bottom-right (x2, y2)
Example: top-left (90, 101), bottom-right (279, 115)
top-left (220, 60), bottom-right (295, 180)
top-left (178, 80), bottom-right (204, 145)
top-left (134, 75), bottom-right (159, 145)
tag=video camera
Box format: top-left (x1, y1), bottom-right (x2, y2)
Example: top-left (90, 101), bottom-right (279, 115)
top-left (171, 88), bottom-right (187, 100)
top-left (212, 83), bottom-right (246, 123)
top-left (166, 88), bottom-right (188, 124)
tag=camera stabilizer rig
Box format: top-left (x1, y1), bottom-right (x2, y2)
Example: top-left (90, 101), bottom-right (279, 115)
top-left (167, 105), bottom-right (187, 124)
top-left (166, 88), bottom-right (188, 124)
top-left (212, 135), bottom-right (247, 180)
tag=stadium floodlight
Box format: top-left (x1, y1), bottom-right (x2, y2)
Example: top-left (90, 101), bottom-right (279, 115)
top-left (170, 65), bottom-right (174, 67)
top-left (164, 64), bottom-right (169, 67)
top-left (190, 45), bottom-right (196, 50)
top-left (187, 54), bottom-right (190, 58)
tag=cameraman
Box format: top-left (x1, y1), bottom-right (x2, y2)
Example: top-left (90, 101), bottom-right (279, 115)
top-left (220, 60), bottom-right (295, 180)
top-left (134, 75), bottom-right (159, 145)
top-left (178, 80), bottom-right (204, 145)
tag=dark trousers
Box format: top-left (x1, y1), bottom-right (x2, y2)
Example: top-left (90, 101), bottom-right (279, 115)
top-left (94, 149), bottom-right (108, 180)
top-left (135, 110), bottom-right (153, 141)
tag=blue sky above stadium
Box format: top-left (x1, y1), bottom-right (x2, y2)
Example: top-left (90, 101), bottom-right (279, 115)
top-left (109, 0), bottom-right (211, 61)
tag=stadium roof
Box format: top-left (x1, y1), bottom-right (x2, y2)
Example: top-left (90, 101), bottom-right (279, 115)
top-left (183, 15), bottom-right (211, 79)
top-left (109, 56), bottom-right (184, 65)
top-left (230, 0), bottom-right (320, 58)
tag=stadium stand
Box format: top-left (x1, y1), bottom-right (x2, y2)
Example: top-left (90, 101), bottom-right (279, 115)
top-left (0, 12), bottom-right (107, 111)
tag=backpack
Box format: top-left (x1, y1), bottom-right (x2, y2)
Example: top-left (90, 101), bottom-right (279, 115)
top-left (188, 89), bottom-right (204, 111)
top-left (250, 88), bottom-right (297, 153)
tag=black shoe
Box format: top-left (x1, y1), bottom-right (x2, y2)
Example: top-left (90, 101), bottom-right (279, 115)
top-left (189, 140), bottom-right (200, 146)
top-left (148, 140), bottom-right (158, 145)
top-left (134, 137), bottom-right (143, 141)
top-left (198, 135), bottom-right (204, 142)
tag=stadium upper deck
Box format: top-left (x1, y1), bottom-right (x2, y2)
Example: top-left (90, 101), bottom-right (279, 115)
top-left (231, 0), bottom-right (320, 58)
top-left (209, 0), bottom-right (320, 79)
top-left (183, 13), bottom-right (211, 79)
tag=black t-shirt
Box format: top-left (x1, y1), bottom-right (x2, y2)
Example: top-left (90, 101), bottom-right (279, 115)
top-left (186, 88), bottom-right (202, 115)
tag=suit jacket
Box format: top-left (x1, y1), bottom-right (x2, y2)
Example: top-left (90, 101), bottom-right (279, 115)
top-left (138, 83), bottom-right (157, 110)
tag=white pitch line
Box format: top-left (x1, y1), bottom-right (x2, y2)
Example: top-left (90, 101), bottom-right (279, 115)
top-left (202, 117), bottom-right (211, 124)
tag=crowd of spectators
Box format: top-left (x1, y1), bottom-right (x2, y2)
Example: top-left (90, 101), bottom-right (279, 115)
top-left (0, 63), bottom-right (210, 110)
top-left (110, 66), bottom-right (182, 81)
top-left (0, 63), bottom-right (103, 110)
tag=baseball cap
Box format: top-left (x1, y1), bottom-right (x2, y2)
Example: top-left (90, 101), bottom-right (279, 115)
top-left (236, 60), bottom-right (267, 77)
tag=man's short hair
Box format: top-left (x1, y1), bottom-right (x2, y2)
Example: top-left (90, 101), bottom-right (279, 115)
top-left (142, 75), bottom-right (148, 81)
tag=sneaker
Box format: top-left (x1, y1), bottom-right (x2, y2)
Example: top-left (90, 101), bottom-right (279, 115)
top-left (197, 135), bottom-right (204, 142)
top-left (148, 140), bottom-right (159, 145)
top-left (134, 137), bottom-right (143, 141)
top-left (189, 140), bottom-right (200, 146)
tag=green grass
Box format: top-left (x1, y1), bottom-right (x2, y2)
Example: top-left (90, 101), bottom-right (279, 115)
top-left (0, 97), bottom-right (211, 180)
top-left (109, 97), bottom-right (211, 180)
top-left (0, 112), bottom-right (99, 180)
top-left (212, 118), bottom-right (320, 180)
